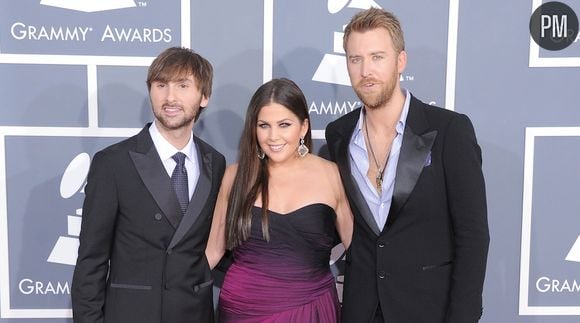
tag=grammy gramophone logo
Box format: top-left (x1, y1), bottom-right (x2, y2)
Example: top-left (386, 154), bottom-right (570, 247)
top-left (312, 0), bottom-right (381, 86)
top-left (567, 235), bottom-right (580, 262)
top-left (40, 0), bottom-right (136, 13)
top-left (47, 153), bottom-right (90, 266)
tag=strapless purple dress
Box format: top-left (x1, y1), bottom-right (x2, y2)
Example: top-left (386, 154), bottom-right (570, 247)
top-left (218, 203), bottom-right (339, 323)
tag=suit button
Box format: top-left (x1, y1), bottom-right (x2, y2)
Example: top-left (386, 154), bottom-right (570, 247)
top-left (193, 285), bottom-right (200, 293)
top-left (378, 241), bottom-right (385, 248)
top-left (378, 271), bottom-right (386, 279)
top-left (165, 283), bottom-right (170, 290)
top-left (167, 248), bottom-right (173, 255)
top-left (154, 213), bottom-right (163, 221)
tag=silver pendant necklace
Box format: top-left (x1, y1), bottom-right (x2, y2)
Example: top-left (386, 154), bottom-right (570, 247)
top-left (364, 111), bottom-right (391, 194)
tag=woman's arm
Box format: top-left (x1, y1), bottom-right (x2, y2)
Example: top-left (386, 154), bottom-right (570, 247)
top-left (206, 164), bottom-right (238, 269)
top-left (331, 163), bottom-right (353, 249)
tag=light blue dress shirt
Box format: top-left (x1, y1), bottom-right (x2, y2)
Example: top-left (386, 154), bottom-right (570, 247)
top-left (349, 89), bottom-right (411, 231)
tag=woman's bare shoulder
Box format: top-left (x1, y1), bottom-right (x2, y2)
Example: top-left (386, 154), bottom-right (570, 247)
top-left (302, 155), bottom-right (342, 189)
top-left (307, 154), bottom-right (337, 169)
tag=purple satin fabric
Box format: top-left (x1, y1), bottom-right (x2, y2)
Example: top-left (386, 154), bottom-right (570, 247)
top-left (219, 204), bottom-right (340, 323)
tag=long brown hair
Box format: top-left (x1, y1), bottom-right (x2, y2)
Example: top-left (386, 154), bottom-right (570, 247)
top-left (225, 78), bottom-right (312, 249)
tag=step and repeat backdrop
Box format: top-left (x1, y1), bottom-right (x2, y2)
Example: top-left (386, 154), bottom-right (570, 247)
top-left (0, 0), bottom-right (578, 322)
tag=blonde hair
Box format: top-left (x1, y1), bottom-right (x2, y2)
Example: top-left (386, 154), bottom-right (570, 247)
top-left (343, 7), bottom-right (405, 54)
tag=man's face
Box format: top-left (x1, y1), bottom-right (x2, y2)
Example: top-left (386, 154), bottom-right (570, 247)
top-left (149, 74), bottom-right (208, 132)
top-left (345, 28), bottom-right (406, 110)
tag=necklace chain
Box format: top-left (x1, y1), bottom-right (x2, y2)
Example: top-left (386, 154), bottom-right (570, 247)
top-left (364, 111), bottom-right (391, 194)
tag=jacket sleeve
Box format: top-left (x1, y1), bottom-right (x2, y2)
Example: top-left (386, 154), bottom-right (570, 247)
top-left (442, 114), bottom-right (490, 322)
top-left (71, 151), bottom-right (119, 323)
top-left (325, 122), bottom-right (338, 162)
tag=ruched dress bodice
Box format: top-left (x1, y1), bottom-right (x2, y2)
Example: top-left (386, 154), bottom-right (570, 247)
top-left (218, 203), bottom-right (339, 323)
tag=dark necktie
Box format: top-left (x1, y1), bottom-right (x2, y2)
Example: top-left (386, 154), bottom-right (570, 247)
top-left (171, 152), bottom-right (189, 215)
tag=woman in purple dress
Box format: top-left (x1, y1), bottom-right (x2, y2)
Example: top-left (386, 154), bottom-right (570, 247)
top-left (206, 78), bottom-right (352, 322)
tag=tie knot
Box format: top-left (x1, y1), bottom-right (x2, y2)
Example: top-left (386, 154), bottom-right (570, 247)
top-left (172, 152), bottom-right (186, 166)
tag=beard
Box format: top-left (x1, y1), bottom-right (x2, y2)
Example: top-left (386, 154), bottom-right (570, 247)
top-left (153, 104), bottom-right (198, 130)
top-left (354, 72), bottom-right (398, 110)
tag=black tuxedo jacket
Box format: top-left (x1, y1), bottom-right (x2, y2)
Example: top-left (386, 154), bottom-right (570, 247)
top-left (72, 124), bottom-right (225, 323)
top-left (326, 95), bottom-right (489, 323)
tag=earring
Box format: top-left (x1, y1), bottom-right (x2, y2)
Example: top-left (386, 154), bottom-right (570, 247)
top-left (257, 146), bottom-right (265, 159)
top-left (297, 137), bottom-right (309, 157)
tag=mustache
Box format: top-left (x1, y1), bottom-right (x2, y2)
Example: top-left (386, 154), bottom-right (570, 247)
top-left (162, 103), bottom-right (181, 109)
top-left (356, 77), bottom-right (382, 87)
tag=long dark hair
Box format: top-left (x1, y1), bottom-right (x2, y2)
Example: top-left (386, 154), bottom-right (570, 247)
top-left (225, 78), bottom-right (312, 249)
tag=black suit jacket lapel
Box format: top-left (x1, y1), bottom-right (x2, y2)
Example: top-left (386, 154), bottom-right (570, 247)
top-left (129, 124), bottom-right (183, 228)
top-left (169, 137), bottom-right (212, 249)
top-left (386, 96), bottom-right (437, 227)
top-left (331, 109), bottom-right (381, 236)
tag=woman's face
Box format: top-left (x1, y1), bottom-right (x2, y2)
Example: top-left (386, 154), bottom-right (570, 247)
top-left (256, 102), bottom-right (308, 164)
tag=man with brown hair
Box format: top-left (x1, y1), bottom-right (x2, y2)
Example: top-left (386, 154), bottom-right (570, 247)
top-left (326, 8), bottom-right (489, 322)
top-left (72, 47), bottom-right (225, 323)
